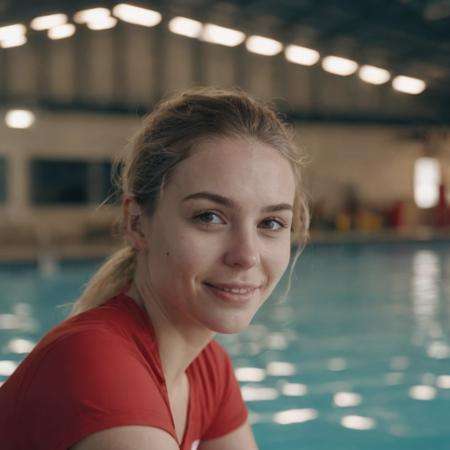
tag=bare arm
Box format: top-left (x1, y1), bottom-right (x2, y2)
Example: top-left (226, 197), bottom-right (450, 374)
top-left (198, 420), bottom-right (259, 450)
top-left (68, 425), bottom-right (180, 450)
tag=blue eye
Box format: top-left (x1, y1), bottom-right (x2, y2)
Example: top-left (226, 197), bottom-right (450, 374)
top-left (262, 218), bottom-right (286, 231)
top-left (193, 211), bottom-right (223, 225)
top-left (193, 210), bottom-right (287, 231)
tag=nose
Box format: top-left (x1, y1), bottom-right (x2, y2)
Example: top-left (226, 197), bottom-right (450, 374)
top-left (223, 225), bottom-right (260, 269)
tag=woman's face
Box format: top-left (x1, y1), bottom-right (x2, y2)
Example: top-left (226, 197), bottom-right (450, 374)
top-left (131, 136), bottom-right (296, 334)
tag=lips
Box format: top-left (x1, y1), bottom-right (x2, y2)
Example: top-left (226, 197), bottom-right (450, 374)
top-left (204, 282), bottom-right (261, 292)
top-left (203, 282), bottom-right (258, 304)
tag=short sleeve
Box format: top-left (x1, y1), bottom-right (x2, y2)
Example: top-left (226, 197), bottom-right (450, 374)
top-left (202, 345), bottom-right (249, 440)
top-left (22, 329), bottom-right (174, 450)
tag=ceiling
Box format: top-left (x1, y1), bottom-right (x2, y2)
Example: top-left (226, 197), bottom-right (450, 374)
top-left (229, 0), bottom-right (450, 90)
top-left (1, 0), bottom-right (449, 112)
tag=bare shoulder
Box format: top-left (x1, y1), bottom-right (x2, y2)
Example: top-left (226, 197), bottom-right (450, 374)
top-left (68, 425), bottom-right (180, 450)
top-left (198, 420), bottom-right (259, 450)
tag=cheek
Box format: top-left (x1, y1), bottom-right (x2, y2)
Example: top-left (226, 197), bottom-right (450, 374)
top-left (158, 231), bottom-right (214, 276)
top-left (265, 243), bottom-right (291, 281)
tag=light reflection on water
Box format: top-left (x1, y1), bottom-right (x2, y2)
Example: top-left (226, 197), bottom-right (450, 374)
top-left (0, 241), bottom-right (449, 449)
top-left (411, 251), bottom-right (441, 343)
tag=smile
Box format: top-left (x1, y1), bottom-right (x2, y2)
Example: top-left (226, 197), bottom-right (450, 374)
top-left (207, 284), bottom-right (256, 294)
top-left (203, 282), bottom-right (259, 304)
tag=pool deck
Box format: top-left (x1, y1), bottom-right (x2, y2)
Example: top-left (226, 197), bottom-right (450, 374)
top-left (0, 241), bottom-right (118, 264)
top-left (0, 227), bottom-right (449, 264)
top-left (308, 227), bottom-right (450, 244)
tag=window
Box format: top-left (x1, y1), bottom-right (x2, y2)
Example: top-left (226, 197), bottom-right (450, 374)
top-left (30, 158), bottom-right (89, 205)
top-left (99, 160), bottom-right (122, 205)
top-left (88, 160), bottom-right (122, 205)
top-left (414, 157), bottom-right (441, 208)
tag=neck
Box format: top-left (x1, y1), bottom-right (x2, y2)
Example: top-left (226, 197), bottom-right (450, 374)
top-left (126, 282), bottom-right (216, 391)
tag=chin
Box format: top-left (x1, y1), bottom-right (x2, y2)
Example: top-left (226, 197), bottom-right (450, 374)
top-left (217, 325), bottom-right (250, 335)
top-left (207, 315), bottom-right (255, 335)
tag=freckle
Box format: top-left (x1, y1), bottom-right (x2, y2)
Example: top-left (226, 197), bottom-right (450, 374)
top-left (165, 251), bottom-right (170, 257)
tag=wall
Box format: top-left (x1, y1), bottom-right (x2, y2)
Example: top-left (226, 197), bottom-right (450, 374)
top-left (1, 111), bottom-right (448, 235)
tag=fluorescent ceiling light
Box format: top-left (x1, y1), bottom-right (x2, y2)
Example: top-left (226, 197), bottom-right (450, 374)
top-left (5, 109), bottom-right (35, 129)
top-left (168, 16), bottom-right (202, 38)
top-left (74, 7), bottom-right (110, 24)
top-left (48, 23), bottom-right (76, 40)
top-left (246, 35), bottom-right (283, 56)
top-left (0, 35), bottom-right (27, 48)
top-left (0, 24), bottom-right (26, 41)
top-left (31, 13), bottom-right (67, 31)
top-left (201, 23), bottom-right (245, 47)
top-left (284, 44), bottom-right (319, 66)
top-left (358, 65), bottom-right (390, 85)
top-left (87, 16), bottom-right (118, 30)
top-left (392, 75), bottom-right (426, 94)
top-left (322, 55), bottom-right (358, 76)
top-left (112, 3), bottom-right (161, 27)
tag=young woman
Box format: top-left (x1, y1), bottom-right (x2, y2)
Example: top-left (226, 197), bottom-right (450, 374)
top-left (0, 87), bottom-right (310, 450)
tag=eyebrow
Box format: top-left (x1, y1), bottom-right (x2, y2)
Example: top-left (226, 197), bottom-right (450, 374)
top-left (182, 191), bottom-right (293, 213)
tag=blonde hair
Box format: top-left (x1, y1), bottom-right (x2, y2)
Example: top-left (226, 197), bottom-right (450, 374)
top-left (65, 86), bottom-right (310, 318)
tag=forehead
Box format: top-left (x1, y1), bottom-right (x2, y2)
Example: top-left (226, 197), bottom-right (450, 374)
top-left (168, 136), bottom-right (296, 205)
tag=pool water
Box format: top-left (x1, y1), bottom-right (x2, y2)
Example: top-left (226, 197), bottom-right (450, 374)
top-left (1, 241), bottom-right (449, 450)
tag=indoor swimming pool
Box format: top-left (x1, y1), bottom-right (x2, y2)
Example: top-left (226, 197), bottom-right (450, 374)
top-left (1, 241), bottom-right (449, 450)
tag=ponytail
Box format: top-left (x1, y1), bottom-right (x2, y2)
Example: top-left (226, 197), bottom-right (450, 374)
top-left (64, 245), bottom-right (137, 318)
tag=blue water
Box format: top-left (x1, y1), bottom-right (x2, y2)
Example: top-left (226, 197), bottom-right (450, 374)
top-left (1, 241), bottom-right (449, 450)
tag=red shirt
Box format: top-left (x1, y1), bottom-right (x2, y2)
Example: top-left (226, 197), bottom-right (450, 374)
top-left (0, 291), bottom-right (248, 450)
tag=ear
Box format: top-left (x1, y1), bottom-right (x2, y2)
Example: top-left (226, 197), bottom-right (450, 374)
top-left (123, 195), bottom-right (148, 251)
